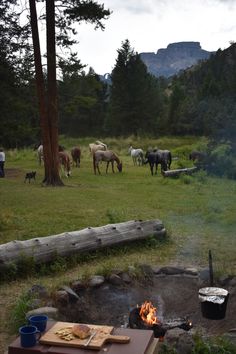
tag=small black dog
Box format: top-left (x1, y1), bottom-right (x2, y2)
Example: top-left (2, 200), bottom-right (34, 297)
top-left (24, 171), bottom-right (36, 183)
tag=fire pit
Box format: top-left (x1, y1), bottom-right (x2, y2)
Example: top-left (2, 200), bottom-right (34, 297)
top-left (129, 301), bottom-right (192, 340)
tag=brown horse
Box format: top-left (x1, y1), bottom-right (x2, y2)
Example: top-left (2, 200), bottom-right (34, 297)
top-left (93, 150), bottom-right (122, 175)
top-left (59, 151), bottom-right (71, 177)
top-left (71, 146), bottom-right (81, 167)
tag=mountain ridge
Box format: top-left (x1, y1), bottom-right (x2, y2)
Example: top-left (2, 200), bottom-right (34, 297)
top-left (140, 41), bottom-right (215, 77)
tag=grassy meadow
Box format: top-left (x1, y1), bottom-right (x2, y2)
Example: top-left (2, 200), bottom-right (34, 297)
top-left (1, 135), bottom-right (236, 275)
top-left (1, 135), bottom-right (236, 352)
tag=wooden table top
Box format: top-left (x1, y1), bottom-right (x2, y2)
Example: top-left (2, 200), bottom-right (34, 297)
top-left (8, 321), bottom-right (155, 354)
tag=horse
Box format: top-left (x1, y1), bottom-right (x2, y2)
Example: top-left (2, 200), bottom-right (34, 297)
top-left (145, 150), bottom-right (160, 175)
top-left (189, 150), bottom-right (207, 161)
top-left (145, 148), bottom-right (172, 174)
top-left (128, 146), bottom-right (145, 166)
top-left (71, 146), bottom-right (81, 167)
top-left (95, 140), bottom-right (107, 150)
top-left (93, 150), bottom-right (122, 175)
top-left (59, 151), bottom-right (71, 177)
top-left (156, 149), bottom-right (172, 171)
top-left (89, 141), bottom-right (107, 154)
top-left (37, 144), bottom-right (44, 165)
top-left (34, 144), bottom-right (65, 165)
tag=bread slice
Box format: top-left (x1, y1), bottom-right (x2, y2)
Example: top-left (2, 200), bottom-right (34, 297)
top-left (72, 324), bottom-right (91, 339)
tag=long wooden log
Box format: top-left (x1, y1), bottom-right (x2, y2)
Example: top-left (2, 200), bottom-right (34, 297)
top-left (0, 220), bottom-right (166, 266)
top-left (162, 167), bottom-right (198, 177)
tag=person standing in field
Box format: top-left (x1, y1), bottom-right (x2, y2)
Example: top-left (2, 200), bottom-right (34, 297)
top-left (0, 148), bottom-right (6, 178)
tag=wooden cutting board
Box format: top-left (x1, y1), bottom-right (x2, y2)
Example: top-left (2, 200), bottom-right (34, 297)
top-left (40, 321), bottom-right (130, 350)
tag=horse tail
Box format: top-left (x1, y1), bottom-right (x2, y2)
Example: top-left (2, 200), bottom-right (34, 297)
top-left (169, 151), bottom-right (172, 168)
top-left (93, 153), bottom-right (96, 174)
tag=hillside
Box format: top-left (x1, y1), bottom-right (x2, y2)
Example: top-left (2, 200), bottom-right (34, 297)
top-left (140, 41), bottom-right (214, 77)
top-left (168, 42), bottom-right (236, 139)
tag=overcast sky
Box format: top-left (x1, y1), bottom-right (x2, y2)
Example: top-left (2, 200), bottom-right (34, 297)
top-left (68, 0), bottom-right (236, 74)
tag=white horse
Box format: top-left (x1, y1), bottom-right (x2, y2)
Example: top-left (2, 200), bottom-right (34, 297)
top-left (89, 141), bottom-right (107, 154)
top-left (37, 144), bottom-right (44, 165)
top-left (128, 146), bottom-right (144, 166)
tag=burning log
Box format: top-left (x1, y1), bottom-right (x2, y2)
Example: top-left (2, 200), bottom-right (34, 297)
top-left (129, 301), bottom-right (192, 339)
top-left (162, 167), bottom-right (198, 177)
top-left (0, 219), bottom-right (166, 267)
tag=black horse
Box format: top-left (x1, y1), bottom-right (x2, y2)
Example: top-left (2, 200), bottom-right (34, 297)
top-left (145, 148), bottom-right (172, 175)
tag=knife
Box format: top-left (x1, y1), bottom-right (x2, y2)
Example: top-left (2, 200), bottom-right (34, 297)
top-left (84, 331), bottom-right (96, 346)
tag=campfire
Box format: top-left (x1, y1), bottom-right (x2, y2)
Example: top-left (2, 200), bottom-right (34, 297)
top-left (139, 301), bottom-right (160, 326)
top-left (129, 300), bottom-right (192, 340)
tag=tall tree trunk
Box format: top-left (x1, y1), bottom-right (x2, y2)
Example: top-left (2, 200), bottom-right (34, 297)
top-left (29, 0), bottom-right (63, 186)
top-left (45, 0), bottom-right (63, 186)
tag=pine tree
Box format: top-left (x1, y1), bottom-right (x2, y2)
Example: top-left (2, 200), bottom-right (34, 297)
top-left (106, 39), bottom-right (161, 136)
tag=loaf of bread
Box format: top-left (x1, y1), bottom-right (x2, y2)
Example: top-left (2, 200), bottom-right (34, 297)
top-left (72, 324), bottom-right (91, 339)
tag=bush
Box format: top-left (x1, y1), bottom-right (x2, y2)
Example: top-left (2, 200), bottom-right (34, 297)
top-left (9, 292), bottom-right (36, 333)
top-left (206, 142), bottom-right (236, 179)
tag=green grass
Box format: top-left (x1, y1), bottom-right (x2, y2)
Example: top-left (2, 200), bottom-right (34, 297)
top-left (0, 135), bottom-right (236, 278)
top-left (1, 135), bottom-right (236, 354)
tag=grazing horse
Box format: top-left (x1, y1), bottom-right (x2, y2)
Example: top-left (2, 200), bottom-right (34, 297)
top-left (71, 146), bottom-right (81, 167)
top-left (156, 149), bottom-right (172, 171)
top-left (128, 146), bottom-right (144, 166)
top-left (59, 151), bottom-right (71, 177)
top-left (93, 150), bottom-right (122, 175)
top-left (189, 150), bottom-right (206, 161)
top-left (89, 141), bottom-right (107, 154)
top-left (145, 148), bottom-right (172, 174)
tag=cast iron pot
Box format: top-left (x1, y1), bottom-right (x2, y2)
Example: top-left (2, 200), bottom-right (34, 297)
top-left (199, 287), bottom-right (229, 320)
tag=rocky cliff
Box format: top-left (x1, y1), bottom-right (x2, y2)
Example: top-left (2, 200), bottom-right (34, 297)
top-left (140, 41), bottom-right (214, 77)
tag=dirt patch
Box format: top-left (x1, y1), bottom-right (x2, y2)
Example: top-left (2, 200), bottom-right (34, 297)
top-left (59, 274), bottom-right (236, 337)
top-left (5, 168), bottom-right (23, 178)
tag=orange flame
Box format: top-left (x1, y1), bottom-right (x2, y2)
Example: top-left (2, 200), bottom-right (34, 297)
top-left (139, 301), bottom-right (160, 326)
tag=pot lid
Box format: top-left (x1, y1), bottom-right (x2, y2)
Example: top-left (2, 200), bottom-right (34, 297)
top-left (199, 287), bottom-right (228, 297)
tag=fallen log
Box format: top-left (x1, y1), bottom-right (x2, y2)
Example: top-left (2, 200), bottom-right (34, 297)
top-left (162, 167), bottom-right (198, 177)
top-left (0, 219), bottom-right (166, 267)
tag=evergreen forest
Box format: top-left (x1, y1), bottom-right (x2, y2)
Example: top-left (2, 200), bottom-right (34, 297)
top-left (1, 1), bottom-right (236, 178)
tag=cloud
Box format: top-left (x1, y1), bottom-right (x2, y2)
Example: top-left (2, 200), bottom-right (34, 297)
top-left (105, 0), bottom-right (153, 14)
top-left (75, 0), bottom-right (236, 74)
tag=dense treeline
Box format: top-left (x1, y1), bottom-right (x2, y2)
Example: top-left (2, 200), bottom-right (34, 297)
top-left (2, 39), bottom-right (235, 146)
top-left (0, 2), bottom-right (236, 173)
top-left (58, 67), bottom-right (108, 137)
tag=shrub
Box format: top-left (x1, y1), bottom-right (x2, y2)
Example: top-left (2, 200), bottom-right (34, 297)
top-left (205, 142), bottom-right (236, 179)
top-left (9, 292), bottom-right (36, 333)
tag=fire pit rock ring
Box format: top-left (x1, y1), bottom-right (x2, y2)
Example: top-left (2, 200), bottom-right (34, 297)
top-left (199, 287), bottom-right (229, 320)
